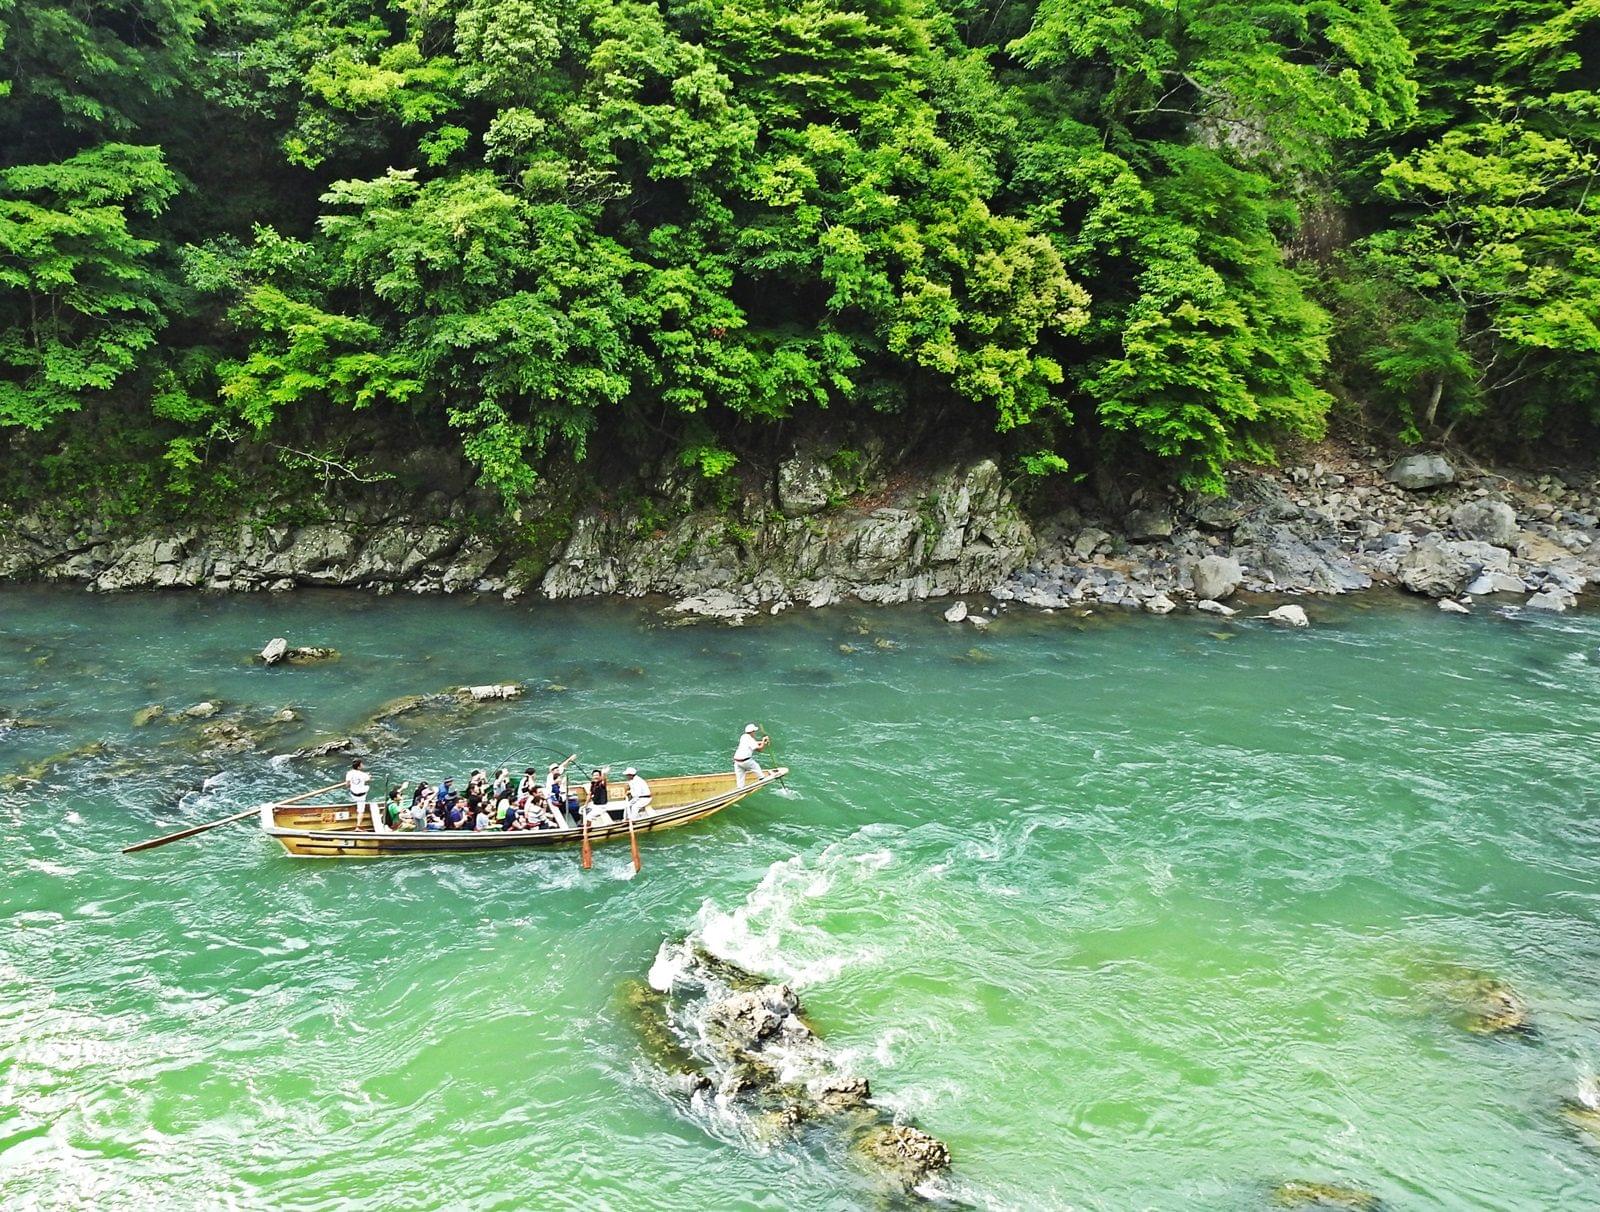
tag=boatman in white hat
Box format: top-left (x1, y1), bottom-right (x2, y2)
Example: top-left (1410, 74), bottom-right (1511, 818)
top-left (345, 757), bottom-right (373, 826)
top-left (733, 723), bottom-right (768, 789)
top-left (624, 767), bottom-right (652, 819)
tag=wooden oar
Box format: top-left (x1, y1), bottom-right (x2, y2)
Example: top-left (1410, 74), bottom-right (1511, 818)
top-left (121, 780), bottom-right (344, 854)
top-left (122, 807), bottom-right (259, 854)
top-left (627, 804), bottom-right (642, 874)
top-left (581, 809), bottom-right (593, 870)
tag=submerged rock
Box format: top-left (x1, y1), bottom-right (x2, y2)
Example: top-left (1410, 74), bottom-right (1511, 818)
top-left (131, 704), bottom-right (166, 727)
top-left (1, 739), bottom-right (110, 790)
top-left (1272, 1178), bottom-right (1379, 1209)
top-left (282, 645), bottom-right (339, 664)
top-left (1432, 964), bottom-right (1536, 1038)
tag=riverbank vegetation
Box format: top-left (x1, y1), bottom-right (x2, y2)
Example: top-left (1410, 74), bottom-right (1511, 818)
top-left (1, 0), bottom-right (1595, 517)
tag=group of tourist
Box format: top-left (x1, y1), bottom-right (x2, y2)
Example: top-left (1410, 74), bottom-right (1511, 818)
top-left (343, 756), bottom-right (651, 833)
top-left (340, 724), bottom-right (769, 835)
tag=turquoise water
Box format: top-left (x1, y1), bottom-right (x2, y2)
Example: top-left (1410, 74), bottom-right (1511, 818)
top-left (3, 586), bottom-right (1600, 1209)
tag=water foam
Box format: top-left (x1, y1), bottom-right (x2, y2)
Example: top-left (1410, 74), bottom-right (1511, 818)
top-left (693, 841), bottom-right (893, 987)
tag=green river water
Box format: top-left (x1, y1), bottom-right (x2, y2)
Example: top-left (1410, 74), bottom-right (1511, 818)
top-left (2, 586), bottom-right (1599, 1210)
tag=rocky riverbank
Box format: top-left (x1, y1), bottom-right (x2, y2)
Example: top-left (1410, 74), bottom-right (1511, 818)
top-left (4, 441), bottom-right (1598, 619)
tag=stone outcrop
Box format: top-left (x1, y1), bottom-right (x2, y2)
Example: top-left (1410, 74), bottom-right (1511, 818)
top-left (540, 456), bottom-right (1031, 619)
top-left (635, 940), bottom-right (954, 1196)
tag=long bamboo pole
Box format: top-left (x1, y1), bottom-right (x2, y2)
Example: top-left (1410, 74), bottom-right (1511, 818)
top-left (122, 782), bottom-right (345, 854)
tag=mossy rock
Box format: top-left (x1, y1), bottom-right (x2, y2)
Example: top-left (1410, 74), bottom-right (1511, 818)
top-left (1560, 1100), bottom-right (1600, 1146)
top-left (617, 979), bottom-right (707, 1080)
top-left (1271, 1179), bottom-right (1379, 1209)
top-left (1433, 965), bottom-right (1536, 1038)
top-left (131, 704), bottom-right (166, 727)
top-left (853, 1123), bottom-right (952, 1191)
top-left (1, 739), bottom-right (109, 790)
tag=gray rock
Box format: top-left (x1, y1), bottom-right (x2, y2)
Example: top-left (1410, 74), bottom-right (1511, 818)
top-left (1125, 507), bottom-right (1174, 542)
top-left (1451, 499), bottom-right (1518, 546)
top-left (1396, 538), bottom-right (1473, 598)
top-left (1196, 599), bottom-right (1237, 616)
top-left (776, 449), bottom-right (838, 517)
top-left (1265, 604), bottom-right (1309, 628)
top-left (1386, 453), bottom-right (1456, 490)
top-left (458, 683), bottom-right (523, 702)
top-left (181, 701), bottom-right (220, 719)
top-left (942, 600), bottom-right (968, 623)
top-left (1192, 555), bottom-right (1242, 601)
top-left (259, 638), bottom-right (289, 665)
top-left (1188, 496), bottom-right (1244, 531)
top-left (1465, 571), bottom-right (1526, 595)
top-left (1439, 599), bottom-right (1470, 614)
top-left (1072, 527), bottom-right (1111, 559)
top-left (1526, 588), bottom-right (1576, 612)
top-left (1144, 592), bottom-right (1176, 614)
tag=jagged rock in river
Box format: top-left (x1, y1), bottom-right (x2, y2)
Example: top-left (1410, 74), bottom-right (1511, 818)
top-left (634, 940), bottom-right (954, 1197)
top-left (1272, 1178), bottom-right (1380, 1209)
top-left (1428, 963), bottom-right (1536, 1039)
top-left (942, 599), bottom-right (968, 623)
top-left (260, 637), bottom-right (288, 665)
top-left (0, 739), bottom-right (110, 791)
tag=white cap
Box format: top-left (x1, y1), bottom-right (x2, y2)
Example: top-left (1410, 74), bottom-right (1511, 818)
top-left (744, 723), bottom-right (758, 733)
top-left (624, 767), bottom-right (637, 776)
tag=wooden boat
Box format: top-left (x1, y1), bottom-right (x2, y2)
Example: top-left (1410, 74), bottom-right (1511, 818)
top-left (258, 767), bottom-right (789, 857)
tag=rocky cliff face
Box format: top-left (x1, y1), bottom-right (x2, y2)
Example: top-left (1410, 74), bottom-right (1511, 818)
top-left (5, 442), bottom-right (1600, 619)
top-left (0, 451), bottom-right (1032, 617)
top-left (540, 456), bottom-right (1029, 620)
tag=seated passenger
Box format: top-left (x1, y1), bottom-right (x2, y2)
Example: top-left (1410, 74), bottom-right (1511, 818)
top-left (468, 768), bottom-right (487, 798)
top-left (446, 802), bottom-right (466, 830)
top-left (384, 785), bottom-right (407, 830)
top-left (436, 778), bottom-right (458, 810)
top-left (519, 767), bottom-right (540, 799)
top-left (492, 768), bottom-right (511, 801)
top-left (473, 805), bottom-right (490, 831)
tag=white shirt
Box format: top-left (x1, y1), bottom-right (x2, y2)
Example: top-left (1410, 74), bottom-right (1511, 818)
top-left (346, 769), bottom-right (371, 797)
top-left (734, 732), bottom-right (760, 762)
top-left (627, 774), bottom-right (651, 802)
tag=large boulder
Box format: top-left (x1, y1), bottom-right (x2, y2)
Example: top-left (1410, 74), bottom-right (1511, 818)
top-left (1526, 587), bottom-right (1576, 613)
top-left (1265, 604), bottom-right (1309, 628)
top-left (1396, 538), bottom-right (1473, 598)
top-left (1125, 507), bottom-right (1174, 542)
top-left (1385, 453), bottom-right (1456, 490)
top-left (259, 637), bottom-right (288, 666)
top-left (776, 450), bottom-right (838, 517)
top-left (1451, 499), bottom-right (1518, 546)
top-left (1192, 554), bottom-right (1242, 601)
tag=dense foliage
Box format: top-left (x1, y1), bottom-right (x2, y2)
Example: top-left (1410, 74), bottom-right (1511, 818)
top-left (0, 0), bottom-right (1595, 511)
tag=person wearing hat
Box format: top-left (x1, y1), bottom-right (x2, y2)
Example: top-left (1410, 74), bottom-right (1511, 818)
top-left (623, 767), bottom-right (652, 818)
top-left (733, 723), bottom-right (769, 789)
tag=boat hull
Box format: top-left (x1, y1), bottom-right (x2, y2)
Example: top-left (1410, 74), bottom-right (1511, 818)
top-left (260, 768), bottom-right (786, 858)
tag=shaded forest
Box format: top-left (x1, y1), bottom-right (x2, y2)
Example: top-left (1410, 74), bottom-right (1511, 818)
top-left (1, 0), bottom-right (1596, 516)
